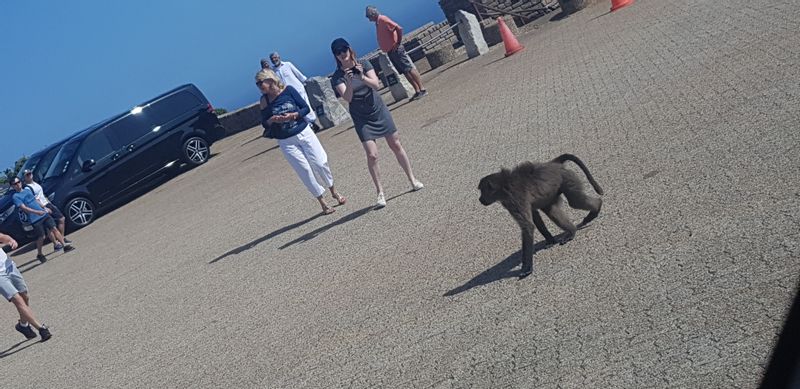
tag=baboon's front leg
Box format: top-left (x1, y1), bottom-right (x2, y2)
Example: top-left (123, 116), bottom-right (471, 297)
top-left (532, 209), bottom-right (556, 247)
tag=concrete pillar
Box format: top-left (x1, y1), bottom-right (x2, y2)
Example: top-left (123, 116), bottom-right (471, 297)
top-left (378, 53), bottom-right (415, 102)
top-left (304, 76), bottom-right (349, 130)
top-left (455, 10), bottom-right (488, 58)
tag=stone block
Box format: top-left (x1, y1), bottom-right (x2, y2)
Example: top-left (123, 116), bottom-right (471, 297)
top-left (304, 76), bottom-right (349, 130)
top-left (455, 10), bottom-right (488, 58)
top-left (481, 16), bottom-right (519, 47)
top-left (426, 44), bottom-right (457, 69)
top-left (378, 53), bottom-right (415, 102)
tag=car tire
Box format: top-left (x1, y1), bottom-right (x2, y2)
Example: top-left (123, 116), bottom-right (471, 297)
top-left (65, 197), bottom-right (95, 229)
top-left (182, 136), bottom-right (210, 166)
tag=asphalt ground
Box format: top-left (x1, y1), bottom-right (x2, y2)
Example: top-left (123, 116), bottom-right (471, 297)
top-left (2, 0), bottom-right (799, 387)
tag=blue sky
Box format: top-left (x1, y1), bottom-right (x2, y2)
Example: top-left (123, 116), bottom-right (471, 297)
top-left (0, 0), bottom-right (445, 171)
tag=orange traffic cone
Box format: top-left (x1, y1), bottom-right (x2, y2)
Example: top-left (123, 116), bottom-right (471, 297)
top-left (497, 17), bottom-right (524, 57)
top-left (610, 0), bottom-right (634, 12)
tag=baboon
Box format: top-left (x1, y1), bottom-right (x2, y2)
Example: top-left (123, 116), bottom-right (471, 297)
top-left (478, 154), bottom-right (604, 278)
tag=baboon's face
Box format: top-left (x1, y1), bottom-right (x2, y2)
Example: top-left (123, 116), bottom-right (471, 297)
top-left (478, 174), bottom-right (501, 206)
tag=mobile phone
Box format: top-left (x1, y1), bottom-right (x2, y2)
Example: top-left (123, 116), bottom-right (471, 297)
top-left (349, 66), bottom-right (361, 76)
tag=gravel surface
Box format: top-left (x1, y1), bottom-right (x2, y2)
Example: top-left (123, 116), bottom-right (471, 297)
top-left (2, 0), bottom-right (799, 387)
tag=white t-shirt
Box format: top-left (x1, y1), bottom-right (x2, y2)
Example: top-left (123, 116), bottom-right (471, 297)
top-left (27, 181), bottom-right (49, 206)
top-left (274, 62), bottom-right (317, 122)
top-left (1, 249), bottom-right (11, 276)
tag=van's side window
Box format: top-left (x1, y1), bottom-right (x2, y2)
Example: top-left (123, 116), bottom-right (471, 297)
top-left (146, 91), bottom-right (202, 126)
top-left (77, 130), bottom-right (115, 168)
top-left (107, 115), bottom-right (149, 150)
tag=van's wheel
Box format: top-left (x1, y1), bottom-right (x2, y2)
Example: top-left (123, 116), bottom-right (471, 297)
top-left (182, 136), bottom-right (209, 166)
top-left (65, 197), bottom-right (95, 229)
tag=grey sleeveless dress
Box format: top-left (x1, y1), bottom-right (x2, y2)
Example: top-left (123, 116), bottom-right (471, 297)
top-left (331, 60), bottom-right (397, 142)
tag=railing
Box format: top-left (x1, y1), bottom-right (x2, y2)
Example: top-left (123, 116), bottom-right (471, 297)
top-left (468, 0), bottom-right (560, 23)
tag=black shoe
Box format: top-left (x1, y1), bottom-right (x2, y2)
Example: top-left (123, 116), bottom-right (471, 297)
top-left (37, 254), bottom-right (48, 263)
top-left (15, 323), bottom-right (38, 339)
top-left (38, 326), bottom-right (52, 342)
top-left (63, 245), bottom-right (75, 253)
top-left (415, 90), bottom-right (428, 99)
top-left (64, 238), bottom-right (73, 244)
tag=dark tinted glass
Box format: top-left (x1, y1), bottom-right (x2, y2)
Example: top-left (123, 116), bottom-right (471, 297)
top-left (45, 139), bottom-right (81, 179)
top-left (146, 91), bottom-right (201, 126)
top-left (107, 114), bottom-right (151, 150)
top-left (77, 130), bottom-right (115, 167)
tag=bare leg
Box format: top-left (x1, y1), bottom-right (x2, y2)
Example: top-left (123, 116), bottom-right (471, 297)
top-left (10, 293), bottom-right (43, 329)
top-left (406, 69), bottom-right (425, 92)
top-left (50, 228), bottom-right (66, 246)
top-left (317, 195), bottom-right (334, 214)
top-left (362, 140), bottom-right (383, 195)
top-left (35, 236), bottom-right (44, 256)
top-left (384, 133), bottom-right (418, 185)
top-left (57, 217), bottom-right (67, 240)
top-left (329, 185), bottom-right (346, 205)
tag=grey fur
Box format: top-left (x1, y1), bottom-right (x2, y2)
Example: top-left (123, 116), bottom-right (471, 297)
top-left (478, 154), bottom-right (603, 278)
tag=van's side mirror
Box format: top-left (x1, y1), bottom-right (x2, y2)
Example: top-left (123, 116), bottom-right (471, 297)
top-left (82, 159), bottom-right (96, 172)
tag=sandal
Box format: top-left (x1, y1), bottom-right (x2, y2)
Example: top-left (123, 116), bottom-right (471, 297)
top-left (334, 194), bottom-right (347, 205)
top-left (322, 207), bottom-right (336, 215)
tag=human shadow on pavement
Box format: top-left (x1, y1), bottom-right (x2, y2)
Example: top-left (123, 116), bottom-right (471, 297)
top-left (242, 145), bottom-right (280, 162)
top-left (19, 262), bottom-right (43, 274)
top-left (0, 339), bottom-right (38, 358)
top-left (8, 241), bottom-right (37, 256)
top-left (240, 135), bottom-right (263, 147)
top-left (443, 234), bottom-right (568, 296)
top-left (209, 212), bottom-right (324, 264)
top-left (279, 206), bottom-right (373, 250)
top-left (332, 124), bottom-right (355, 137)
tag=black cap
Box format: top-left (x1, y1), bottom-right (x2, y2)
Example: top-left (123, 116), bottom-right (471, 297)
top-left (331, 38), bottom-right (350, 54)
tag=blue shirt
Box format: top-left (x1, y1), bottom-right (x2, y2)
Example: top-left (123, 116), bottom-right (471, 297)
top-left (260, 86), bottom-right (311, 140)
top-left (12, 187), bottom-right (46, 224)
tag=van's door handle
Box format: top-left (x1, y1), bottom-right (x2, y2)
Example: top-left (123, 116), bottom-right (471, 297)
top-left (127, 144), bottom-right (135, 151)
top-left (112, 153), bottom-right (120, 161)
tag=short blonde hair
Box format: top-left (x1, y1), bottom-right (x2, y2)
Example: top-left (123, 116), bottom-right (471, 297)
top-left (255, 68), bottom-right (284, 89)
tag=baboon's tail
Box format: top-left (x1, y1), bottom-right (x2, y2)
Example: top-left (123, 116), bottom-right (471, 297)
top-left (552, 154), bottom-right (604, 195)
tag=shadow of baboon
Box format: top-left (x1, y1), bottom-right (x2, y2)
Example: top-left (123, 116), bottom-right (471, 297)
top-left (443, 233), bottom-right (569, 296)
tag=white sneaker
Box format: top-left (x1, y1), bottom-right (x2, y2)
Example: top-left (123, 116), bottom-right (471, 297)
top-left (412, 180), bottom-right (424, 191)
top-left (375, 192), bottom-right (387, 209)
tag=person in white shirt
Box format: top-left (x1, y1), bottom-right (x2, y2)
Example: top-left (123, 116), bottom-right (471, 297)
top-left (23, 170), bottom-right (71, 249)
top-left (0, 232), bottom-right (52, 341)
top-left (265, 52), bottom-right (320, 130)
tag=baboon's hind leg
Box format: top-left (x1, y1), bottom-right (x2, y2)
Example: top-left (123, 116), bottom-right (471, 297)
top-left (562, 180), bottom-right (602, 229)
top-left (532, 209), bottom-right (556, 246)
top-left (543, 202), bottom-right (577, 245)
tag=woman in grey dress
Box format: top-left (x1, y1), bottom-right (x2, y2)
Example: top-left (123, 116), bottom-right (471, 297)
top-left (330, 38), bottom-right (423, 208)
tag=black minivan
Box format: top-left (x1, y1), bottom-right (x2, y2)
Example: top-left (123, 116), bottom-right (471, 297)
top-left (40, 84), bottom-right (225, 229)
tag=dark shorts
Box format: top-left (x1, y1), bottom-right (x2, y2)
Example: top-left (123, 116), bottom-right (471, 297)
top-left (31, 215), bottom-right (56, 239)
top-left (388, 45), bottom-right (415, 74)
top-left (46, 203), bottom-right (64, 221)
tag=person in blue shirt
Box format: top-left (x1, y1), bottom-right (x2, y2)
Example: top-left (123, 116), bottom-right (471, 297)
top-left (10, 177), bottom-right (73, 262)
top-left (256, 68), bottom-right (346, 215)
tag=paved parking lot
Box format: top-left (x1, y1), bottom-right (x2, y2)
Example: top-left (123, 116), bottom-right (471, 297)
top-left (2, 0), bottom-right (799, 387)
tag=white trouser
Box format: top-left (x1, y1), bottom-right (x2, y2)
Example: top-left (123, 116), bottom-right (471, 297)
top-left (278, 126), bottom-right (333, 198)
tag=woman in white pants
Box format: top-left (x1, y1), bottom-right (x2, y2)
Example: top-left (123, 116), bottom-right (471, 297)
top-left (256, 69), bottom-right (346, 214)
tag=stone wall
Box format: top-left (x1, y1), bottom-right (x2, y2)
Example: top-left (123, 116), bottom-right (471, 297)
top-left (218, 103), bottom-right (261, 136)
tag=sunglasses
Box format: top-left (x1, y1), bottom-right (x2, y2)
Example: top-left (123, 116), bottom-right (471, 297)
top-left (333, 47), bottom-right (349, 56)
top-left (255, 80), bottom-right (268, 87)
top-left (10, 180), bottom-right (21, 186)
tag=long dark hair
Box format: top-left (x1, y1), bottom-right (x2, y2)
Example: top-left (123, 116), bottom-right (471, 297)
top-left (335, 46), bottom-right (359, 70)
